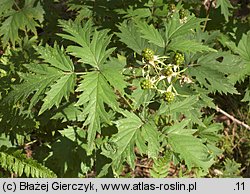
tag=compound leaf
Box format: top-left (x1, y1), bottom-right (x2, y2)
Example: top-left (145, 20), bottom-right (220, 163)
top-left (189, 66), bottom-right (237, 94)
top-left (120, 7), bottom-right (151, 19)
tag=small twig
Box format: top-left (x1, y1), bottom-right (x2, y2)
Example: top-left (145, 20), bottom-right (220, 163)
top-left (215, 106), bottom-right (250, 130)
top-left (232, 137), bottom-right (244, 150)
top-left (25, 140), bottom-right (38, 146)
top-left (232, 122), bottom-right (236, 142)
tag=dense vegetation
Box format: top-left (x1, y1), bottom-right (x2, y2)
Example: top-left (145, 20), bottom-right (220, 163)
top-left (0, 0), bottom-right (250, 178)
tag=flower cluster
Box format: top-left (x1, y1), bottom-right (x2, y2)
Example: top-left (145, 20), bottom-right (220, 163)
top-left (139, 48), bottom-right (192, 103)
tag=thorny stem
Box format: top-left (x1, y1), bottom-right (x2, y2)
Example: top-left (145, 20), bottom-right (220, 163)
top-left (215, 106), bottom-right (250, 130)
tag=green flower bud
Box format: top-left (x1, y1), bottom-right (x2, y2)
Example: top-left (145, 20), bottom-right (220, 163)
top-left (173, 52), bottom-right (184, 65)
top-left (140, 79), bottom-right (154, 89)
top-left (164, 91), bottom-right (175, 103)
top-left (142, 48), bottom-right (155, 61)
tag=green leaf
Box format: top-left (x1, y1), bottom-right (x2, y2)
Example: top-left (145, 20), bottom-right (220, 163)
top-left (158, 96), bottom-right (199, 115)
top-left (0, 0), bottom-right (14, 16)
top-left (123, 7), bottom-right (151, 18)
top-left (142, 122), bottom-right (160, 159)
top-left (116, 21), bottom-right (148, 54)
top-left (51, 103), bottom-right (85, 122)
top-left (136, 21), bottom-right (165, 47)
top-left (236, 31), bottom-right (250, 63)
top-left (150, 152), bottom-right (171, 178)
top-left (109, 112), bottom-right (160, 168)
top-left (158, 96), bottom-right (207, 127)
top-left (135, 132), bottom-right (148, 155)
top-left (111, 111), bottom-right (143, 168)
top-left (165, 119), bottom-right (196, 135)
top-left (0, 146), bottom-right (56, 178)
top-left (217, 52), bottom-right (248, 79)
top-left (132, 87), bottom-right (156, 109)
top-left (222, 158), bottom-right (241, 178)
top-left (58, 20), bottom-right (115, 68)
top-left (218, 33), bottom-right (237, 51)
top-left (228, 32), bottom-right (250, 82)
top-left (165, 14), bottom-right (204, 42)
top-left (39, 73), bottom-right (76, 114)
top-left (216, 0), bottom-right (233, 21)
top-left (168, 39), bottom-right (216, 53)
top-left (101, 57), bottom-right (127, 95)
top-left (67, 4), bottom-right (92, 23)
top-left (4, 64), bottom-right (62, 110)
top-left (185, 109), bottom-right (206, 128)
top-left (190, 66), bottom-right (237, 94)
top-left (76, 71), bottom-right (119, 153)
top-left (188, 53), bottom-right (238, 94)
top-left (0, 134), bottom-right (12, 147)
top-left (236, 32), bottom-right (250, 77)
top-left (35, 44), bottom-right (74, 72)
top-left (198, 123), bottom-right (222, 143)
top-left (97, 163), bottom-right (112, 178)
top-left (0, 0), bottom-right (44, 47)
top-left (58, 19), bottom-right (92, 47)
top-left (242, 88), bottom-right (250, 106)
top-left (168, 134), bottom-right (214, 171)
top-left (45, 137), bottom-right (90, 177)
top-left (67, 30), bottom-right (115, 68)
top-left (59, 126), bottom-right (86, 142)
top-left (170, 95), bottom-right (199, 112)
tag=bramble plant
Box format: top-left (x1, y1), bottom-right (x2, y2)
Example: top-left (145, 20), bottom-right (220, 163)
top-left (0, 0), bottom-right (250, 178)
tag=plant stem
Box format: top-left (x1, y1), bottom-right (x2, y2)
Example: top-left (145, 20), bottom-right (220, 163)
top-left (75, 72), bottom-right (87, 75)
top-left (122, 93), bottom-right (134, 111)
top-left (215, 106), bottom-right (250, 130)
top-left (14, 1), bottom-right (21, 11)
top-left (203, 0), bottom-right (213, 32)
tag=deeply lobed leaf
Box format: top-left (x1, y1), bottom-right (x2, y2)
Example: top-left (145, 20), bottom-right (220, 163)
top-left (58, 20), bottom-right (115, 68)
top-left (76, 71), bottom-right (119, 152)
